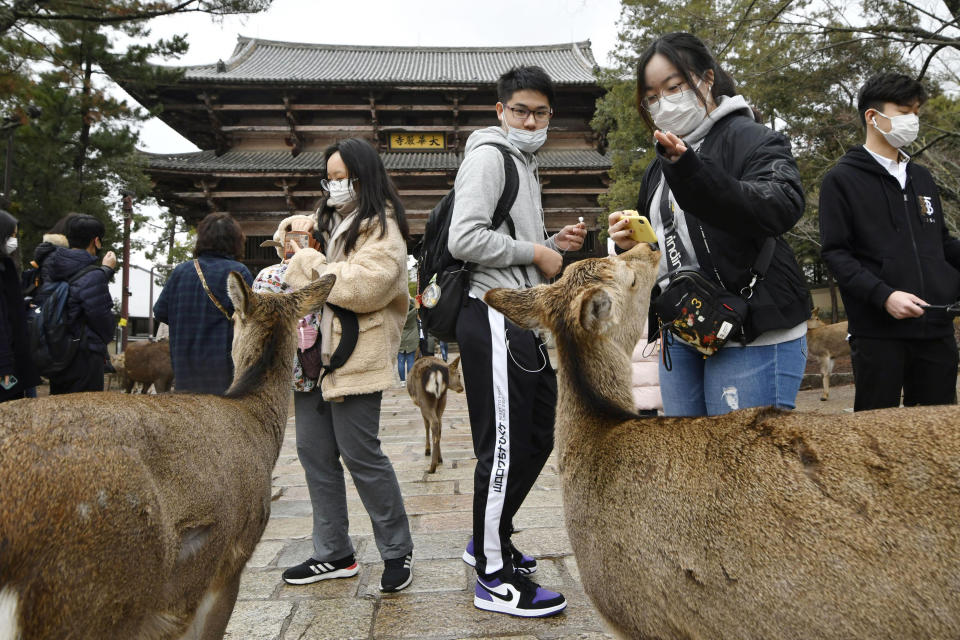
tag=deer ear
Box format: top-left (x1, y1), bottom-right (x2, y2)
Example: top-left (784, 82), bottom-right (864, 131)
top-left (483, 286), bottom-right (545, 329)
top-left (295, 273), bottom-right (336, 316)
top-left (226, 272), bottom-right (254, 319)
top-left (576, 285), bottom-right (614, 334)
top-left (448, 356), bottom-right (460, 373)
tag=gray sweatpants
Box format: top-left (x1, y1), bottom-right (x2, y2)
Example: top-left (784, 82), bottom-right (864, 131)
top-left (293, 389), bottom-right (413, 562)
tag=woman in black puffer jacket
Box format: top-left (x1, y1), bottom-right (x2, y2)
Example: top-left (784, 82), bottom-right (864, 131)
top-left (0, 209), bottom-right (40, 402)
top-left (607, 32), bottom-right (810, 417)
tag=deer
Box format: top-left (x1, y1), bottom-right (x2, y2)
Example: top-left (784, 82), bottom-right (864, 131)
top-left (123, 339), bottom-right (175, 394)
top-left (483, 243), bottom-right (960, 640)
top-left (406, 355), bottom-right (463, 473)
top-left (806, 308), bottom-right (851, 401)
top-left (0, 272), bottom-right (335, 640)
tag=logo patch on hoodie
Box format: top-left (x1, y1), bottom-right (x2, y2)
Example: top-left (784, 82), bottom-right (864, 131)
top-left (918, 195), bottom-right (936, 223)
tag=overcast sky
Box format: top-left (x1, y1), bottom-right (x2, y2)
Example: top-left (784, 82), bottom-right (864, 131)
top-left (135, 0), bottom-right (625, 153)
top-left (115, 0), bottom-right (626, 316)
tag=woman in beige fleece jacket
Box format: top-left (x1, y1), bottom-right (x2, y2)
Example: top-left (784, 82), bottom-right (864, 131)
top-left (280, 138), bottom-right (415, 593)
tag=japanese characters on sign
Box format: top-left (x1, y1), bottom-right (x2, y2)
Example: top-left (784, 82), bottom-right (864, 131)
top-left (388, 133), bottom-right (445, 150)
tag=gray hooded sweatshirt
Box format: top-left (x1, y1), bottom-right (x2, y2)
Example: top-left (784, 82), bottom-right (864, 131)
top-left (448, 126), bottom-right (559, 297)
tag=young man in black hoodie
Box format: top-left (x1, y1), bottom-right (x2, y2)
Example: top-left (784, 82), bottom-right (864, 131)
top-left (820, 73), bottom-right (960, 411)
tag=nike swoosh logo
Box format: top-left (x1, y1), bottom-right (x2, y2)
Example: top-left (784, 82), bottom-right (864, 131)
top-left (478, 581), bottom-right (519, 605)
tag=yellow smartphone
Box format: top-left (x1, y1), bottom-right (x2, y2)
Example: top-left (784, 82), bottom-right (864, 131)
top-left (619, 211), bottom-right (658, 244)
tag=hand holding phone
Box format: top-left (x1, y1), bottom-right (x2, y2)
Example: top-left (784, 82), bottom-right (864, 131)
top-left (284, 231), bottom-right (311, 259)
top-left (618, 211), bottom-right (658, 244)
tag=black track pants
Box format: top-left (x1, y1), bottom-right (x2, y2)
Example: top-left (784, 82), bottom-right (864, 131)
top-left (456, 294), bottom-right (556, 578)
top-left (850, 334), bottom-right (958, 411)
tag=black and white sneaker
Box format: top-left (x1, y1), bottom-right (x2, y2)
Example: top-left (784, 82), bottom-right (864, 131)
top-left (282, 554), bottom-right (359, 585)
top-left (462, 537), bottom-right (537, 575)
top-left (474, 572), bottom-right (566, 617)
top-left (380, 552), bottom-right (414, 592)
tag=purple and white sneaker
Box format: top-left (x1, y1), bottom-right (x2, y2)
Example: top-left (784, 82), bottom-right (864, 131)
top-left (462, 537), bottom-right (537, 575)
top-left (474, 573), bottom-right (567, 617)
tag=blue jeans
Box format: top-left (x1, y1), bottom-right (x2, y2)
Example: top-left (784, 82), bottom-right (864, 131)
top-left (439, 341), bottom-right (448, 362)
top-left (658, 335), bottom-right (807, 416)
top-left (398, 351), bottom-right (416, 381)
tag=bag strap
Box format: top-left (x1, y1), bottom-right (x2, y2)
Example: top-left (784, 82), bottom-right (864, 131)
top-left (193, 259), bottom-right (232, 320)
top-left (658, 179), bottom-right (776, 300)
top-left (479, 142), bottom-right (531, 287)
top-left (67, 264), bottom-right (101, 285)
top-left (319, 302), bottom-right (359, 382)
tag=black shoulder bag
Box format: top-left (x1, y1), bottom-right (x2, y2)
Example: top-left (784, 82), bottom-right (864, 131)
top-left (651, 182), bottom-right (776, 359)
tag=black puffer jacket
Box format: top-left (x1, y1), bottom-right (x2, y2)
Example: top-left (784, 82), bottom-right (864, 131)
top-left (39, 248), bottom-right (115, 355)
top-left (820, 146), bottom-right (960, 339)
top-left (638, 111), bottom-right (810, 342)
top-left (0, 256), bottom-right (40, 399)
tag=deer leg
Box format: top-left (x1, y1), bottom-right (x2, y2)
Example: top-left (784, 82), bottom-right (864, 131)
top-left (822, 356), bottom-right (835, 401)
top-left (428, 418), bottom-right (440, 474)
top-left (193, 569), bottom-right (243, 640)
top-left (423, 414), bottom-right (431, 456)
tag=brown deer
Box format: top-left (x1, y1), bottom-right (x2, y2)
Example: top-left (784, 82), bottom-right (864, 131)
top-left (123, 339), bottom-right (175, 394)
top-left (483, 244), bottom-right (960, 640)
top-left (0, 272), bottom-right (335, 640)
top-left (406, 355), bottom-right (463, 473)
top-left (806, 308), bottom-right (851, 401)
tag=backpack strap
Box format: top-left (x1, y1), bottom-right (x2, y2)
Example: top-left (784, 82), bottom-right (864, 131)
top-left (193, 259), bottom-right (232, 320)
top-left (473, 143), bottom-right (531, 287)
top-left (67, 264), bottom-right (100, 284)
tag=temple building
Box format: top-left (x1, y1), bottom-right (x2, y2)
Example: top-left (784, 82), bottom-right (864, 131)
top-left (120, 38), bottom-right (611, 273)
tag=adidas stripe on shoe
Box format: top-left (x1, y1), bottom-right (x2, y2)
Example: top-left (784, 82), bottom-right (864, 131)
top-left (474, 573), bottom-right (567, 617)
top-left (462, 536), bottom-right (537, 575)
top-left (380, 552), bottom-right (414, 592)
top-left (282, 554), bottom-right (359, 585)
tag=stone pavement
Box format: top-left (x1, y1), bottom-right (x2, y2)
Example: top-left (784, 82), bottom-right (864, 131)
top-left (225, 379), bottom-right (864, 640)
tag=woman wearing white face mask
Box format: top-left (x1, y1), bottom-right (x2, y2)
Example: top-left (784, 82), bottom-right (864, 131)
top-left (607, 32), bottom-right (809, 417)
top-left (280, 138), bottom-right (416, 594)
top-left (0, 209), bottom-right (40, 402)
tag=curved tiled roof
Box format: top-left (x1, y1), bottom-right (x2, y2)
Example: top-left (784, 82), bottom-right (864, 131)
top-left (144, 149), bottom-right (611, 173)
top-left (175, 37), bottom-right (599, 85)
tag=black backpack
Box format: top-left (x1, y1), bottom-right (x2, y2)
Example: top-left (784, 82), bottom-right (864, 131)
top-left (416, 143), bottom-right (520, 342)
top-left (27, 264), bottom-right (99, 377)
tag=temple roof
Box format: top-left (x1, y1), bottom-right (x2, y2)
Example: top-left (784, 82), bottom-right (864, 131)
top-left (144, 149), bottom-right (612, 173)
top-left (172, 37), bottom-right (599, 85)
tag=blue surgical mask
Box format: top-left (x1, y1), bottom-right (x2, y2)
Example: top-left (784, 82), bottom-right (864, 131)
top-left (504, 124), bottom-right (548, 153)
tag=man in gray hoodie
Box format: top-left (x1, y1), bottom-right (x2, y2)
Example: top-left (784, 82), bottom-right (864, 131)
top-left (449, 65), bottom-right (586, 618)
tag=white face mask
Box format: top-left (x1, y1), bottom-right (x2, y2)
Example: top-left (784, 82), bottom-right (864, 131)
top-left (4, 237), bottom-right (17, 255)
top-left (872, 111), bottom-right (919, 149)
top-left (326, 179), bottom-right (356, 206)
top-left (651, 80), bottom-right (709, 137)
top-left (503, 123), bottom-right (548, 153)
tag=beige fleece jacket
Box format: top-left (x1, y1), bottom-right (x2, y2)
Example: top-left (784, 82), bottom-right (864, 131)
top-left (283, 214), bottom-right (408, 400)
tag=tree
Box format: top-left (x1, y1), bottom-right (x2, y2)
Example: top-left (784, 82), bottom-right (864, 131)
top-left (0, 0), bottom-right (271, 261)
top-left (593, 0), bottom-right (959, 289)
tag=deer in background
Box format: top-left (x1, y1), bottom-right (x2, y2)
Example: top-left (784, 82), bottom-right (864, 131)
top-left (0, 272), bottom-right (335, 640)
top-left (806, 307), bottom-right (851, 401)
top-left (122, 339), bottom-right (175, 394)
top-left (407, 355), bottom-right (463, 473)
top-left (484, 244), bottom-right (960, 640)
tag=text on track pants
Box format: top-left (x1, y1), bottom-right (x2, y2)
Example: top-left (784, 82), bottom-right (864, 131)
top-left (456, 294), bottom-right (557, 577)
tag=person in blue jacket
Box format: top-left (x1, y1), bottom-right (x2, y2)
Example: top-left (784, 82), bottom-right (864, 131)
top-left (154, 212), bottom-right (252, 395)
top-left (41, 213), bottom-right (117, 395)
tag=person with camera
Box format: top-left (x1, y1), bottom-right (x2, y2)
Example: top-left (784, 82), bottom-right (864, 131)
top-left (279, 138), bottom-right (415, 594)
top-left (40, 213), bottom-right (117, 395)
top-left (607, 32), bottom-right (809, 417)
top-left (819, 73), bottom-right (960, 411)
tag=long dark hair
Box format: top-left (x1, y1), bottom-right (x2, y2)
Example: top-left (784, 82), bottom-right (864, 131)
top-left (317, 138), bottom-right (409, 256)
top-left (636, 32), bottom-right (747, 132)
top-left (0, 209), bottom-right (17, 243)
top-left (194, 212), bottom-right (245, 259)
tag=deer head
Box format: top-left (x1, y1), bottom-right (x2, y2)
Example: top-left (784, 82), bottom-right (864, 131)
top-left (484, 243), bottom-right (661, 358)
top-left (447, 356), bottom-right (464, 393)
top-left (225, 271), bottom-right (335, 398)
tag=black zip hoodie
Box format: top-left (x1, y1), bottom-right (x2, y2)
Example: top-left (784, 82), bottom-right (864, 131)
top-left (820, 145), bottom-right (960, 339)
